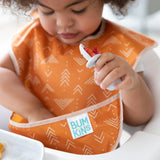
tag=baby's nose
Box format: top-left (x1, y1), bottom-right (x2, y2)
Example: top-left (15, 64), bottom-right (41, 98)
top-left (56, 14), bottom-right (73, 28)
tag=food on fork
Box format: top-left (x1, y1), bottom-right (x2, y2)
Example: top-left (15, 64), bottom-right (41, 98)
top-left (79, 44), bottom-right (101, 68)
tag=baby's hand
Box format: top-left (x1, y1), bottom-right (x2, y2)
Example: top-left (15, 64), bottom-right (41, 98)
top-left (94, 52), bottom-right (138, 90)
top-left (28, 107), bottom-right (55, 123)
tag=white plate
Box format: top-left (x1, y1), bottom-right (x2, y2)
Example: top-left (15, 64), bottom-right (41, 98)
top-left (0, 129), bottom-right (44, 160)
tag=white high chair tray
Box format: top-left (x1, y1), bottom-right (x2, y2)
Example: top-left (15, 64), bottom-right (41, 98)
top-left (0, 129), bottom-right (44, 160)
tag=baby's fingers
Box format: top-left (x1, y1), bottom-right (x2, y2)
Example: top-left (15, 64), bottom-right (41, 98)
top-left (95, 52), bottom-right (115, 72)
top-left (98, 67), bottom-right (122, 90)
top-left (115, 75), bottom-right (134, 90)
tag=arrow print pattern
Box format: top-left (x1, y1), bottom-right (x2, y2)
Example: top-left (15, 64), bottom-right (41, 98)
top-left (94, 131), bottom-right (104, 144)
top-left (82, 145), bottom-right (93, 155)
top-left (65, 139), bottom-right (76, 151)
top-left (46, 127), bottom-right (60, 144)
top-left (60, 69), bottom-right (70, 87)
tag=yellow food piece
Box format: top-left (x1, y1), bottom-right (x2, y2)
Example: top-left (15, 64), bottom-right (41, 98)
top-left (0, 142), bottom-right (5, 159)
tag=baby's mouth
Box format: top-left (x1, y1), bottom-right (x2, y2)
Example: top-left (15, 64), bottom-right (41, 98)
top-left (58, 33), bottom-right (78, 39)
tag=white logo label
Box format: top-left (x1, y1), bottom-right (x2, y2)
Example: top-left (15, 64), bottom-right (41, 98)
top-left (67, 113), bottom-right (93, 139)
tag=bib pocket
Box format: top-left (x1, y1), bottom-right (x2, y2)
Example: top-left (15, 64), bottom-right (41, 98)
top-left (9, 94), bottom-right (123, 155)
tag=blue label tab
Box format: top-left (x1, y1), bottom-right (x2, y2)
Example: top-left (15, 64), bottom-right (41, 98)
top-left (67, 113), bottom-right (93, 139)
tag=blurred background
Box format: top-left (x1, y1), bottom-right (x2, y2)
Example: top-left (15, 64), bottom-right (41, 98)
top-left (0, 0), bottom-right (160, 143)
top-left (103, 0), bottom-right (160, 40)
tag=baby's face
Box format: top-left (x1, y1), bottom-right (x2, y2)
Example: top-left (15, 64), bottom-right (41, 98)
top-left (37, 0), bottom-right (104, 45)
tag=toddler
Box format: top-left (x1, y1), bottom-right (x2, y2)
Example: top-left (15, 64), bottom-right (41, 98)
top-left (0, 0), bottom-right (155, 155)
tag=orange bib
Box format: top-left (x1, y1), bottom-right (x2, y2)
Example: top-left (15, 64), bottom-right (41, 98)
top-left (9, 18), bottom-right (155, 154)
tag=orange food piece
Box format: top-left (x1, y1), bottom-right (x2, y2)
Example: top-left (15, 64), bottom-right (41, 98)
top-left (0, 142), bottom-right (5, 159)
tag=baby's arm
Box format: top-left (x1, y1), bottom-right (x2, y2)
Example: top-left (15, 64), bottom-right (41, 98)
top-left (94, 53), bottom-right (154, 126)
top-left (120, 72), bottom-right (154, 126)
top-left (0, 53), bottom-right (54, 122)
